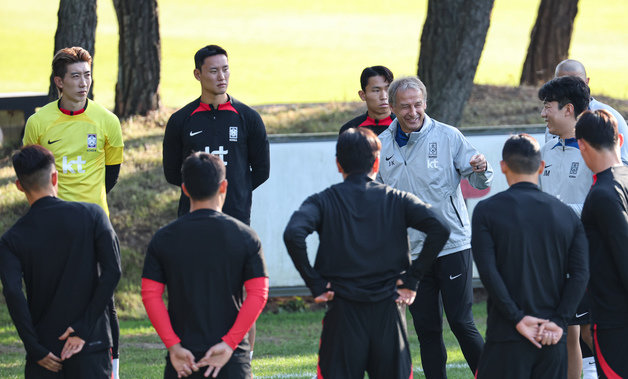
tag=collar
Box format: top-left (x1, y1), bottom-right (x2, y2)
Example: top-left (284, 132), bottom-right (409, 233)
top-left (593, 166), bottom-right (616, 184)
top-left (58, 100), bottom-right (88, 116)
top-left (551, 137), bottom-right (579, 150)
top-left (191, 95), bottom-right (238, 116)
top-left (509, 181), bottom-right (540, 191)
top-left (395, 122), bottom-right (410, 147)
top-left (391, 115), bottom-right (432, 148)
top-left (344, 173), bottom-right (373, 183)
top-left (30, 196), bottom-right (60, 209)
top-left (360, 113), bottom-right (395, 127)
top-left (187, 208), bottom-right (220, 216)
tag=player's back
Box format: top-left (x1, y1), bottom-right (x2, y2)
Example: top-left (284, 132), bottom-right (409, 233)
top-left (144, 209), bottom-right (264, 352)
top-left (1, 196), bottom-right (119, 354)
top-left (476, 182), bottom-right (583, 317)
top-left (310, 173), bottom-right (434, 301)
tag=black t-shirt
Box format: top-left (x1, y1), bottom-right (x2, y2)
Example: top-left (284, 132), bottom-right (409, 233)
top-left (142, 209), bottom-right (267, 354)
top-left (0, 196), bottom-right (121, 361)
top-left (162, 96), bottom-right (270, 225)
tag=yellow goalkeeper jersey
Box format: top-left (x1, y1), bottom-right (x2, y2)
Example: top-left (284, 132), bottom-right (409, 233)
top-left (23, 99), bottom-right (124, 216)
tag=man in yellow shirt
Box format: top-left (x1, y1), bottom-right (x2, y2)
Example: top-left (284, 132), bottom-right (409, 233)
top-left (23, 47), bottom-right (123, 217)
top-left (22, 46), bottom-right (124, 378)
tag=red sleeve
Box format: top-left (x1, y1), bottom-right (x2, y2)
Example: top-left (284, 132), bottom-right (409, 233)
top-left (222, 277), bottom-right (269, 350)
top-left (141, 278), bottom-right (181, 348)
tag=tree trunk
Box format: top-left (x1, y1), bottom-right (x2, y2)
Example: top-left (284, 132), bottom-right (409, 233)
top-left (48, 0), bottom-right (97, 101)
top-left (113, 0), bottom-right (161, 118)
top-left (520, 0), bottom-right (579, 86)
top-left (417, 0), bottom-right (495, 126)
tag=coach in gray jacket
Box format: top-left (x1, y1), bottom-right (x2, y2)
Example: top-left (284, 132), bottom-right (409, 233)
top-left (377, 76), bottom-right (493, 379)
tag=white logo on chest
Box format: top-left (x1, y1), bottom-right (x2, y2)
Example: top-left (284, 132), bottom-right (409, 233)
top-left (229, 126), bottom-right (238, 142)
top-left (427, 158), bottom-right (439, 169)
top-left (62, 156), bottom-right (86, 173)
top-left (87, 134), bottom-right (97, 149)
top-left (205, 146), bottom-right (228, 166)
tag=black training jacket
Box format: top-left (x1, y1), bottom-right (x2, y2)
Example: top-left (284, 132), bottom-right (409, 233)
top-left (472, 182), bottom-right (588, 342)
top-left (284, 173), bottom-right (450, 302)
top-left (581, 166), bottom-right (628, 328)
top-left (0, 197), bottom-right (121, 361)
top-left (162, 96), bottom-right (270, 224)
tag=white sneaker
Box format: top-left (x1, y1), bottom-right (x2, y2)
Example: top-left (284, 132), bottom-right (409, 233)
top-left (582, 356), bottom-right (598, 379)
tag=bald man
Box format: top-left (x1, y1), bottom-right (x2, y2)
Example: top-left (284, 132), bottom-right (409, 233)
top-left (546, 59), bottom-right (628, 165)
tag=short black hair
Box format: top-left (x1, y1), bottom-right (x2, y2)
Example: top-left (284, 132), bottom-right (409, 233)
top-left (538, 76), bottom-right (590, 117)
top-left (360, 66), bottom-right (394, 91)
top-left (181, 152), bottom-right (226, 200)
top-left (194, 45), bottom-right (228, 70)
top-left (502, 134), bottom-right (542, 174)
top-left (12, 145), bottom-right (56, 192)
top-left (575, 109), bottom-right (619, 151)
top-left (336, 127), bottom-right (381, 175)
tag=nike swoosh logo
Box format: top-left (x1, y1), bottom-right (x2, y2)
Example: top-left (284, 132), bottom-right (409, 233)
top-left (48, 139), bottom-right (61, 144)
top-left (575, 312), bottom-right (588, 318)
top-left (189, 130), bottom-right (203, 136)
top-left (385, 155), bottom-right (394, 161)
top-left (544, 164), bottom-right (552, 168)
top-left (449, 274), bottom-right (462, 280)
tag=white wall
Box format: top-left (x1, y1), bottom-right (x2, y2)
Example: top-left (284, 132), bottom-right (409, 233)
top-left (250, 127), bottom-right (546, 290)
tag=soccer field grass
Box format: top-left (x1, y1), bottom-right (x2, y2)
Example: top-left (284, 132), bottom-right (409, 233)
top-left (0, 303), bottom-right (487, 378)
top-left (0, 0), bottom-right (626, 110)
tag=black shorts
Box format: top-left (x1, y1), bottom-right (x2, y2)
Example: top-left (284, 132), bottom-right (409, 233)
top-left (25, 349), bottom-right (112, 379)
top-left (164, 349), bottom-right (251, 379)
top-left (476, 339), bottom-right (566, 379)
top-left (593, 324), bottom-right (628, 378)
top-left (317, 296), bottom-right (411, 379)
top-left (568, 292), bottom-right (592, 325)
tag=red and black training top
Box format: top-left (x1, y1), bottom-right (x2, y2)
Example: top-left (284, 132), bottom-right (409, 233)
top-left (142, 209), bottom-right (268, 357)
top-left (339, 112), bottom-right (396, 136)
top-left (581, 166), bottom-right (628, 329)
top-left (162, 96), bottom-right (270, 225)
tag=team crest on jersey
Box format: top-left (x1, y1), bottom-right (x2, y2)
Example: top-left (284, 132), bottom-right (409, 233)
top-left (229, 126), bottom-right (238, 142)
top-left (428, 142), bottom-right (437, 158)
top-left (87, 134), bottom-right (97, 151)
top-left (569, 162), bottom-right (579, 178)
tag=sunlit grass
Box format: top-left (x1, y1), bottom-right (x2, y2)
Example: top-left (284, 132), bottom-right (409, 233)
top-left (0, 0), bottom-right (626, 109)
top-left (0, 303), bottom-right (488, 378)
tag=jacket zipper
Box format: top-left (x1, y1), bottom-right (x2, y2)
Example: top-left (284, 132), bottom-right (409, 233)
top-left (450, 196), bottom-right (464, 227)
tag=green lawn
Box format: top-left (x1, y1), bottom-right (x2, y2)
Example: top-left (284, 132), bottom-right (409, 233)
top-left (0, 0), bottom-right (627, 110)
top-left (0, 302), bottom-right (488, 378)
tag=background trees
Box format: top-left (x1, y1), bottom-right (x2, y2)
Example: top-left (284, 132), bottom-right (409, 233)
top-left (46, 1), bottom-right (583, 122)
top-left (49, 0), bottom-right (161, 117)
top-left (112, 0), bottom-right (161, 118)
top-left (520, 0), bottom-right (579, 86)
top-left (48, 0), bottom-right (97, 101)
top-left (417, 0), bottom-right (495, 126)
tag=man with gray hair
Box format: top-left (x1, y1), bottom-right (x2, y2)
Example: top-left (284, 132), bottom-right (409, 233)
top-left (377, 76), bottom-right (492, 378)
top-left (548, 59), bottom-right (628, 165)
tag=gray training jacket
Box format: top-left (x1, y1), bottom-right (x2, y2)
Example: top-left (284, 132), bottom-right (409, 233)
top-left (377, 114), bottom-right (493, 258)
